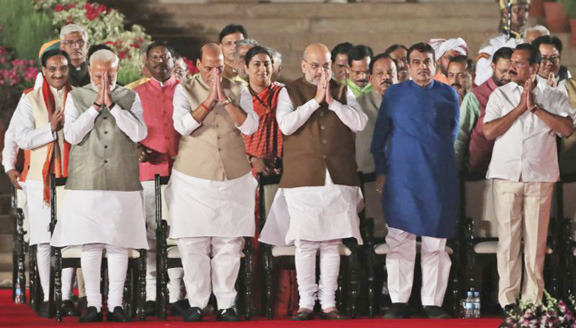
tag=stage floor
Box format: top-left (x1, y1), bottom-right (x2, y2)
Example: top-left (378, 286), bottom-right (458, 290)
top-left (0, 289), bottom-right (503, 327)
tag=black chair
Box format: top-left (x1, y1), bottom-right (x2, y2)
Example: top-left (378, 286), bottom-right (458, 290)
top-left (558, 173), bottom-right (576, 299)
top-left (259, 173), bottom-right (361, 319)
top-left (366, 172), bottom-right (461, 318)
top-left (11, 184), bottom-right (27, 304)
top-left (154, 174), bottom-right (253, 320)
top-left (48, 174), bottom-right (147, 321)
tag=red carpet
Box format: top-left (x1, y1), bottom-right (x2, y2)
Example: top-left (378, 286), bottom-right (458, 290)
top-left (0, 289), bottom-right (503, 327)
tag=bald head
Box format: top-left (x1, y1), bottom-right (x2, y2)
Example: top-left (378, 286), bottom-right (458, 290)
top-left (301, 43), bottom-right (332, 85)
top-left (303, 43), bottom-right (330, 61)
top-left (198, 43), bottom-right (225, 85)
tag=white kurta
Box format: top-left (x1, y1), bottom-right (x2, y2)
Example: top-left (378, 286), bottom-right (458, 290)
top-left (13, 87), bottom-right (66, 245)
top-left (167, 82), bottom-right (259, 238)
top-left (259, 87), bottom-right (367, 246)
top-left (50, 86), bottom-right (148, 249)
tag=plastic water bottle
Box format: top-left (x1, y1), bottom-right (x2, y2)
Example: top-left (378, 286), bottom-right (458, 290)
top-left (464, 291), bottom-right (474, 318)
top-left (14, 282), bottom-right (23, 304)
top-left (473, 291), bottom-right (481, 318)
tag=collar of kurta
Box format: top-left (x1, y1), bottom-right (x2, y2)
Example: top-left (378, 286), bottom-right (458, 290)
top-left (345, 78), bottom-right (373, 96)
top-left (70, 61), bottom-right (87, 71)
top-left (149, 75), bottom-right (178, 89)
top-left (409, 80), bottom-right (435, 89)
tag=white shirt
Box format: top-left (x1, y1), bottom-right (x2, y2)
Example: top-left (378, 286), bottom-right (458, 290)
top-left (536, 74), bottom-right (568, 95)
top-left (276, 87), bottom-right (367, 135)
top-left (14, 86), bottom-right (65, 151)
top-left (485, 82), bottom-right (574, 182)
top-left (2, 105), bottom-right (21, 172)
top-left (64, 86), bottom-right (147, 144)
top-left (172, 83), bottom-right (258, 136)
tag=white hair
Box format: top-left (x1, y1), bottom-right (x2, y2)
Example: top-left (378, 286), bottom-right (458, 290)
top-left (268, 47), bottom-right (282, 65)
top-left (60, 24), bottom-right (88, 41)
top-left (90, 49), bottom-right (119, 67)
top-left (523, 25), bottom-right (550, 40)
top-left (234, 38), bottom-right (259, 59)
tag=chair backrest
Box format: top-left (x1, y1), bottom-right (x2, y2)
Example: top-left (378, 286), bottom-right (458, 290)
top-left (257, 174), bottom-right (281, 231)
top-left (463, 174), bottom-right (499, 238)
top-left (154, 175), bottom-right (171, 224)
top-left (359, 172), bottom-right (387, 238)
top-left (559, 173), bottom-right (576, 240)
top-left (50, 175), bottom-right (68, 235)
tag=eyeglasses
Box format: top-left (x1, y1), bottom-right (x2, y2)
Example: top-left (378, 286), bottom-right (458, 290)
top-left (304, 60), bottom-right (330, 71)
top-left (63, 39), bottom-right (86, 47)
top-left (541, 56), bottom-right (560, 64)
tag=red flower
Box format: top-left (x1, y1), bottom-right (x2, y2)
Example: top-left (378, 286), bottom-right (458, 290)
top-left (67, 3), bottom-right (76, 9)
top-left (98, 4), bottom-right (107, 13)
top-left (118, 51), bottom-right (126, 59)
top-left (186, 59), bottom-right (199, 75)
top-left (104, 41), bottom-right (114, 45)
top-left (66, 15), bottom-right (74, 24)
top-left (54, 4), bottom-right (65, 12)
top-left (129, 43), bottom-right (139, 48)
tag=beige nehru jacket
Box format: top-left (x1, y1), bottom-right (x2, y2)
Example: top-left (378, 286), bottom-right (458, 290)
top-left (173, 75), bottom-right (256, 181)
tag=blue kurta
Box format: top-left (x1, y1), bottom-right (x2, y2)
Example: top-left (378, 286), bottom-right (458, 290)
top-left (371, 80), bottom-right (459, 238)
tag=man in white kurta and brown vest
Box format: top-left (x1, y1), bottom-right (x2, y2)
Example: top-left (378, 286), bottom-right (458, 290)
top-left (167, 43), bottom-right (258, 322)
top-left (50, 49), bottom-right (148, 323)
top-left (260, 43), bottom-right (367, 320)
top-left (13, 48), bottom-right (77, 317)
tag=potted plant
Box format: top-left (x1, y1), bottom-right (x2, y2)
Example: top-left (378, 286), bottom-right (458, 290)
top-left (545, 0), bottom-right (570, 32)
top-left (561, 0), bottom-right (576, 45)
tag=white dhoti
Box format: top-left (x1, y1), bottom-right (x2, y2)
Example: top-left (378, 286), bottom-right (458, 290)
top-left (141, 181), bottom-right (185, 302)
top-left (24, 180), bottom-right (74, 302)
top-left (50, 189), bottom-right (148, 310)
top-left (386, 227), bottom-right (451, 306)
top-left (166, 169), bottom-right (256, 309)
top-left (259, 170), bottom-right (363, 310)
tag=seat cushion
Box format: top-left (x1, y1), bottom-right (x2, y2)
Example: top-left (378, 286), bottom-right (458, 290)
top-left (271, 244), bottom-right (352, 257)
top-left (475, 241), bottom-right (553, 255)
top-left (167, 246), bottom-right (245, 259)
top-left (374, 242), bottom-right (453, 255)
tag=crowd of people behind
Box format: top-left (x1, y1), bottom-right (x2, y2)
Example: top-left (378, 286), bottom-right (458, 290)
top-left (3, 0), bottom-right (576, 323)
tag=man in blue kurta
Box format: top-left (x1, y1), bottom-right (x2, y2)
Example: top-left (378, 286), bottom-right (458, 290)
top-left (371, 42), bottom-right (459, 319)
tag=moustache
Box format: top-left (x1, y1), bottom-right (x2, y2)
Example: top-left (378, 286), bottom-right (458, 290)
top-left (451, 83), bottom-right (462, 89)
top-left (357, 79), bottom-right (369, 84)
top-left (510, 70), bottom-right (518, 76)
top-left (382, 79), bottom-right (393, 86)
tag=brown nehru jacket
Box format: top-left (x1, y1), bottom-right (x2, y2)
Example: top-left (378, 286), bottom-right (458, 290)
top-left (280, 77), bottom-right (359, 188)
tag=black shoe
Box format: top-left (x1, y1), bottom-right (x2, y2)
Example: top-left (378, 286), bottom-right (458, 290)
top-left (61, 300), bottom-right (80, 317)
top-left (503, 304), bottom-right (520, 317)
top-left (144, 300), bottom-right (156, 316)
top-left (78, 297), bottom-right (87, 311)
top-left (183, 307), bottom-right (203, 322)
top-left (38, 301), bottom-right (49, 318)
top-left (383, 302), bottom-right (410, 319)
top-left (292, 310), bottom-right (314, 320)
top-left (216, 308), bottom-right (239, 322)
top-left (79, 306), bottom-right (103, 323)
top-left (171, 299), bottom-right (191, 316)
top-left (423, 305), bottom-right (451, 319)
top-left (107, 306), bottom-right (132, 322)
top-left (320, 310), bottom-right (348, 320)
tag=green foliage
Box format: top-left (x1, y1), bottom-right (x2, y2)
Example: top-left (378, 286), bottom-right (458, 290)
top-left (561, 0), bottom-right (576, 18)
top-left (0, 0), bottom-right (56, 61)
